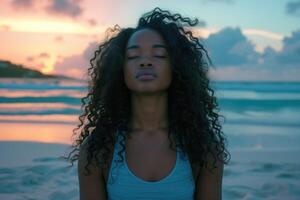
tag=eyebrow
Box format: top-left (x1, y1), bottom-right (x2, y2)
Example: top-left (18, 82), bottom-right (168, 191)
top-left (126, 44), bottom-right (167, 50)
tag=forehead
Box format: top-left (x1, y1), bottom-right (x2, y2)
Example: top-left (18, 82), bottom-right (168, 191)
top-left (126, 28), bottom-right (166, 47)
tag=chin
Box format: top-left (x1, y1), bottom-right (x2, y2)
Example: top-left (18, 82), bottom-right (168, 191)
top-left (131, 86), bottom-right (169, 94)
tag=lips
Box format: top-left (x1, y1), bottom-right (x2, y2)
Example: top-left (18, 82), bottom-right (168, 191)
top-left (136, 70), bottom-right (157, 78)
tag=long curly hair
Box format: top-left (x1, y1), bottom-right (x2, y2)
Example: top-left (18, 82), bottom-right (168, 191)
top-left (67, 7), bottom-right (231, 176)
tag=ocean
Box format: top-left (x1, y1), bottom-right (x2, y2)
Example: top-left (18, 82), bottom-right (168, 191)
top-left (0, 78), bottom-right (299, 199)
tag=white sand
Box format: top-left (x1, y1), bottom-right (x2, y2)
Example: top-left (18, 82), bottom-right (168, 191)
top-left (0, 141), bottom-right (78, 200)
top-left (0, 141), bottom-right (300, 200)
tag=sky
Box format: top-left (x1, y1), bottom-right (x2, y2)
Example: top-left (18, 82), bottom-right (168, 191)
top-left (0, 0), bottom-right (300, 81)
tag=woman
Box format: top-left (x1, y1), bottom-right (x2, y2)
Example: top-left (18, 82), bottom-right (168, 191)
top-left (67, 7), bottom-right (231, 200)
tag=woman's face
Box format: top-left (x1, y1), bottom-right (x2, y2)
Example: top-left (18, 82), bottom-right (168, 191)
top-left (123, 28), bottom-right (172, 94)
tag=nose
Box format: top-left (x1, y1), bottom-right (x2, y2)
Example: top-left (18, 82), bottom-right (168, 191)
top-left (140, 62), bottom-right (152, 67)
top-left (139, 55), bottom-right (153, 67)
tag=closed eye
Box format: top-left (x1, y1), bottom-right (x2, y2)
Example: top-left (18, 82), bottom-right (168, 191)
top-left (127, 55), bottom-right (167, 60)
top-left (127, 56), bottom-right (139, 59)
top-left (154, 55), bottom-right (167, 58)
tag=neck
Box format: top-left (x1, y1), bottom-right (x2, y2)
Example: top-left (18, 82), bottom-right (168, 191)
top-left (128, 91), bottom-right (169, 135)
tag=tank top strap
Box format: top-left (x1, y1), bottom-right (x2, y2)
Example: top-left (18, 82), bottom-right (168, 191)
top-left (107, 128), bottom-right (124, 184)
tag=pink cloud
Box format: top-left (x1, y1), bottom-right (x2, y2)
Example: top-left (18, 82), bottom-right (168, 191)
top-left (44, 0), bottom-right (83, 18)
top-left (39, 52), bottom-right (50, 58)
top-left (52, 41), bottom-right (98, 79)
top-left (27, 52), bottom-right (50, 61)
top-left (0, 25), bottom-right (11, 31)
top-left (26, 56), bottom-right (34, 62)
top-left (54, 35), bottom-right (64, 42)
top-left (87, 18), bottom-right (97, 26)
top-left (11, 0), bottom-right (34, 9)
top-left (10, 0), bottom-right (84, 19)
top-left (53, 54), bottom-right (88, 79)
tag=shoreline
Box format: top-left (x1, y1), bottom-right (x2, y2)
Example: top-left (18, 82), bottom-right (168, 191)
top-left (1, 140), bottom-right (300, 167)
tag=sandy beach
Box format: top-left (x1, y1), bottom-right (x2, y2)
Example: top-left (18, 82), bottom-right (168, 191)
top-left (0, 141), bottom-right (299, 200)
top-left (0, 141), bottom-right (78, 200)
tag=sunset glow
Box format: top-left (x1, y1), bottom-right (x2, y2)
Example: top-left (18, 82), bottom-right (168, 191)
top-left (0, 122), bottom-right (75, 144)
top-left (1, 18), bottom-right (106, 34)
top-left (1, 0), bottom-right (297, 79)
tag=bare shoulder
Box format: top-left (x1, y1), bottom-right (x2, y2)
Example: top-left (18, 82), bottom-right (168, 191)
top-left (78, 136), bottom-right (107, 200)
top-left (194, 153), bottom-right (224, 200)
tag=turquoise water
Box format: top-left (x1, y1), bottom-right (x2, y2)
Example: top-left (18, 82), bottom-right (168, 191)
top-left (0, 78), bottom-right (299, 150)
top-left (211, 81), bottom-right (300, 151)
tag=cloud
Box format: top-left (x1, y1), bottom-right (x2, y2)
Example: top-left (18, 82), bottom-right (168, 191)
top-left (256, 30), bottom-right (300, 66)
top-left (87, 18), bottom-right (98, 26)
top-left (39, 52), bottom-right (50, 58)
top-left (260, 46), bottom-right (277, 65)
top-left (275, 29), bottom-right (300, 64)
top-left (11, 0), bottom-right (34, 9)
top-left (0, 25), bottom-right (11, 31)
top-left (26, 52), bottom-right (50, 62)
top-left (204, 27), bottom-right (300, 81)
top-left (286, 0), bottom-right (300, 17)
top-left (44, 0), bottom-right (83, 18)
top-left (203, 26), bottom-right (300, 67)
top-left (51, 27), bottom-right (300, 81)
top-left (53, 41), bottom-right (99, 79)
top-left (53, 54), bottom-right (87, 78)
top-left (82, 42), bottom-right (99, 60)
top-left (242, 29), bottom-right (283, 40)
top-left (54, 35), bottom-right (64, 42)
top-left (10, 0), bottom-right (84, 19)
top-left (27, 56), bottom-right (34, 62)
top-left (203, 27), bottom-right (259, 66)
top-left (201, 0), bottom-right (234, 4)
